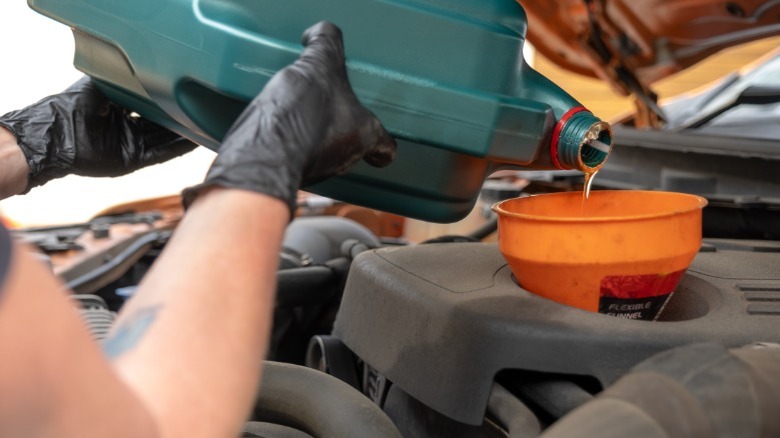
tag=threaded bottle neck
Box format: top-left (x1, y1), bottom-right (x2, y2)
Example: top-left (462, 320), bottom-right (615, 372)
top-left (551, 109), bottom-right (613, 171)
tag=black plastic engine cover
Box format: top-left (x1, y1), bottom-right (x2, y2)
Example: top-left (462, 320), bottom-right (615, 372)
top-left (332, 240), bottom-right (780, 425)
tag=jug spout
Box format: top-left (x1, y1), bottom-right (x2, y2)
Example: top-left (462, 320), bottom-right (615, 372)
top-left (511, 63), bottom-right (614, 172)
top-left (551, 107), bottom-right (613, 172)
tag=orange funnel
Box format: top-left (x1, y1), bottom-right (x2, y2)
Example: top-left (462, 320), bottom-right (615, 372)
top-left (493, 190), bottom-right (707, 320)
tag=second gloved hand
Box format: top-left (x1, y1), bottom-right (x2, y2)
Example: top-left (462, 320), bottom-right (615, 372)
top-left (0, 77), bottom-right (198, 192)
top-left (183, 21), bottom-right (397, 215)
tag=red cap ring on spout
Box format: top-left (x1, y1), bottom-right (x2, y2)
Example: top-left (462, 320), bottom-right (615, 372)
top-left (550, 107), bottom-right (613, 171)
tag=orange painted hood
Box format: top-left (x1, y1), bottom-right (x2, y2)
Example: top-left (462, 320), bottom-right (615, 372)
top-left (519, 0), bottom-right (780, 115)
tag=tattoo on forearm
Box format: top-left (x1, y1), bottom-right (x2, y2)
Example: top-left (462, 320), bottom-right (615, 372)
top-left (103, 306), bottom-right (161, 359)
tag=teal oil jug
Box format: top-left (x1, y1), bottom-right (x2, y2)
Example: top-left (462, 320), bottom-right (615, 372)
top-left (28, 0), bottom-right (613, 222)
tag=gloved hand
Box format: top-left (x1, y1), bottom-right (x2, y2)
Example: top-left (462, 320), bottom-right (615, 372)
top-left (0, 77), bottom-right (197, 192)
top-left (182, 21), bottom-right (397, 215)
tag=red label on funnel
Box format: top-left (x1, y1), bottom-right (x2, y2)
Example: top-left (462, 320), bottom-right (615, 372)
top-left (598, 269), bottom-right (686, 320)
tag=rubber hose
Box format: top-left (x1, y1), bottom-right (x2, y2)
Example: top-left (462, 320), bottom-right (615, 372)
top-left (72, 294), bottom-right (116, 342)
top-left (80, 307), bottom-right (116, 341)
top-left (275, 266), bottom-right (338, 308)
top-left (252, 361), bottom-right (401, 438)
top-left (512, 379), bottom-right (595, 420)
top-left (541, 343), bottom-right (780, 438)
top-left (488, 383), bottom-right (541, 438)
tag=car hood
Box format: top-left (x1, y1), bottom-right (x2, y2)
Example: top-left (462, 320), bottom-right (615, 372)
top-left (518, 0), bottom-right (780, 124)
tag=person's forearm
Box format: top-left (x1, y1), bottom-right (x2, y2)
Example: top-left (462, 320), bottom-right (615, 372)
top-left (105, 188), bottom-right (289, 438)
top-left (0, 126), bottom-right (29, 198)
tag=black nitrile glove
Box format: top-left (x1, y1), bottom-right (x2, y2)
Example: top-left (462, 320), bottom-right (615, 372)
top-left (0, 76), bottom-right (197, 192)
top-left (182, 21), bottom-right (397, 215)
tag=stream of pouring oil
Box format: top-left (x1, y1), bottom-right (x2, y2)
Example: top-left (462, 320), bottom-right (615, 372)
top-left (581, 170), bottom-right (598, 214)
top-left (581, 138), bottom-right (610, 212)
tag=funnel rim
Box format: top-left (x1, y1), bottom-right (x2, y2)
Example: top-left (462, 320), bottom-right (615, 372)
top-left (492, 190), bottom-right (708, 223)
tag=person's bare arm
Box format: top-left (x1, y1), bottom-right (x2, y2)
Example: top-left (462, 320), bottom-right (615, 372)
top-left (0, 230), bottom-right (159, 437)
top-left (107, 188), bottom-right (288, 437)
top-left (0, 189), bottom-right (286, 437)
